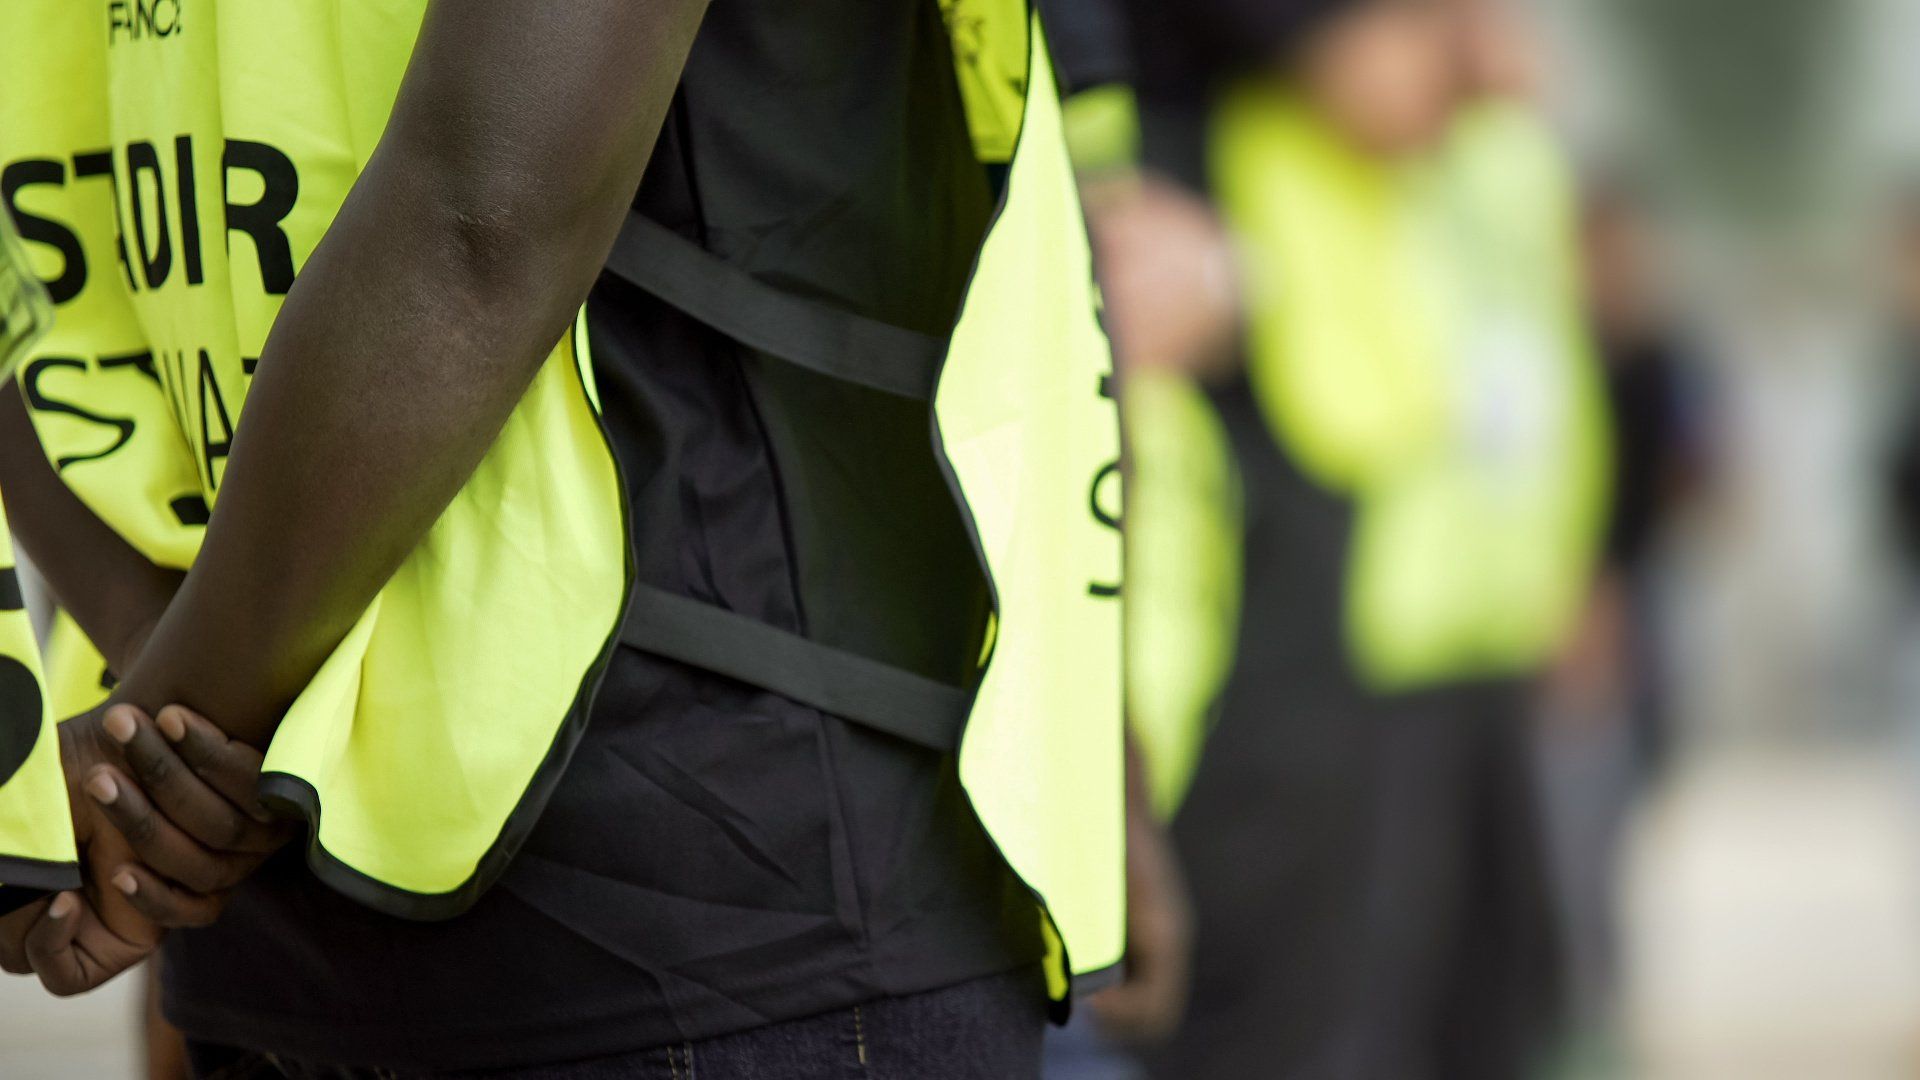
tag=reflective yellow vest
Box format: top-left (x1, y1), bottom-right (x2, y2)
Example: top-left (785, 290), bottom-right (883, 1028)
top-left (0, 208), bottom-right (76, 907)
top-left (1121, 369), bottom-right (1240, 818)
top-left (1062, 85), bottom-right (1142, 177)
top-left (1213, 91), bottom-right (1608, 691)
top-left (43, 610), bottom-right (111, 721)
top-left (0, 0), bottom-right (1122, 997)
top-left (0, 524), bottom-right (69, 911)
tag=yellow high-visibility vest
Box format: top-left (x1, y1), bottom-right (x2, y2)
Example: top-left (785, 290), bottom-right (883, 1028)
top-left (1121, 368), bottom-right (1241, 818)
top-left (42, 610), bottom-right (111, 722)
top-left (1213, 90), bottom-right (1608, 691)
top-left (0, 0), bottom-right (1123, 998)
top-left (0, 523), bottom-right (70, 908)
top-left (0, 207), bottom-right (76, 905)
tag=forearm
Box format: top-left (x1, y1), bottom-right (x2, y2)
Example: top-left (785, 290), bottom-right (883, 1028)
top-left (1123, 724), bottom-right (1155, 826)
top-left (111, 197), bottom-right (570, 743)
top-left (107, 0), bottom-right (707, 747)
top-left (0, 385), bottom-right (182, 676)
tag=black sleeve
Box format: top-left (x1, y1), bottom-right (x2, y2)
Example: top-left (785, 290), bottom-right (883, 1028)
top-left (1188, 0), bottom-right (1354, 68)
top-left (1119, 0), bottom-right (1212, 189)
top-left (1039, 0), bottom-right (1137, 95)
top-left (1090, 0), bottom-right (1359, 189)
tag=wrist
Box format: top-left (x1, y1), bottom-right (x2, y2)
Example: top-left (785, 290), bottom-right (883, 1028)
top-left (55, 708), bottom-right (113, 834)
top-left (107, 614), bottom-right (163, 681)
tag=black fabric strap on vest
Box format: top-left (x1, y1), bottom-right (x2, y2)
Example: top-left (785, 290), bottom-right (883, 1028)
top-left (603, 213), bottom-right (949, 400)
top-left (619, 583), bottom-right (975, 754)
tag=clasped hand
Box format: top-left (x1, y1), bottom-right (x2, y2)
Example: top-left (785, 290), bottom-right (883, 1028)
top-left (0, 703), bottom-right (290, 995)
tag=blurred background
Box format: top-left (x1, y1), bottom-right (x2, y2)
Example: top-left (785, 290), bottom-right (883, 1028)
top-left (1538, 0), bottom-right (1920, 1075)
top-left (1070, 0), bottom-right (1920, 1076)
top-left (13, 1), bottom-right (1920, 1078)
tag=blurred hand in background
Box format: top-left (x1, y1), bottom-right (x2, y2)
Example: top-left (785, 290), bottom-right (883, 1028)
top-left (1087, 174), bottom-right (1241, 381)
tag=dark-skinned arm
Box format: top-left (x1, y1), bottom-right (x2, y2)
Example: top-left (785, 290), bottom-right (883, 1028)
top-left (113, 0), bottom-right (708, 746)
top-left (2, 0), bottom-right (711, 996)
top-left (0, 385), bottom-right (183, 677)
top-left (1088, 726), bottom-right (1193, 1041)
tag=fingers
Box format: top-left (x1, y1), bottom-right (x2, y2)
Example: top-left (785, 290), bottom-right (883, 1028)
top-left (83, 766), bottom-right (244, 895)
top-left (23, 892), bottom-right (88, 996)
top-left (107, 864), bottom-right (224, 929)
top-left (100, 706), bottom-right (282, 853)
top-left (25, 891), bottom-right (154, 997)
top-left (73, 704), bottom-right (285, 932)
top-left (0, 898), bottom-right (48, 975)
top-left (22, 892), bottom-right (81, 978)
top-left (152, 706), bottom-right (276, 822)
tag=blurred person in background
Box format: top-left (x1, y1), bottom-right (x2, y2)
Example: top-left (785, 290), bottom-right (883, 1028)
top-left (1049, 0), bottom-right (1613, 1076)
top-left (1573, 182), bottom-right (1702, 781)
top-left (1880, 201), bottom-right (1920, 626)
top-left (1536, 179), bottom-right (1706, 1073)
top-left (1875, 198), bottom-right (1920, 807)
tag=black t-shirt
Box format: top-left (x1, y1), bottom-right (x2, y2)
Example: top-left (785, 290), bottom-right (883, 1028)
top-left (1601, 334), bottom-right (1690, 573)
top-left (1040, 0), bottom-right (1137, 95)
top-left (160, 2), bottom-right (1042, 1070)
top-left (1117, 0), bottom-right (1358, 189)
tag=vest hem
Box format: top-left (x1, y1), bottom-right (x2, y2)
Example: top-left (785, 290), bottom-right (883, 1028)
top-left (251, 322), bottom-right (638, 923)
top-left (0, 855), bottom-right (80, 915)
top-left (0, 852), bottom-right (79, 892)
top-left (1070, 958), bottom-right (1124, 998)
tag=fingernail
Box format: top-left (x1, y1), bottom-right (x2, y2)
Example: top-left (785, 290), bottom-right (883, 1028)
top-left (156, 709), bottom-right (186, 743)
top-left (47, 893), bottom-right (75, 920)
top-left (102, 709), bottom-right (137, 745)
top-left (85, 773), bottom-right (118, 805)
top-left (111, 872), bottom-right (137, 897)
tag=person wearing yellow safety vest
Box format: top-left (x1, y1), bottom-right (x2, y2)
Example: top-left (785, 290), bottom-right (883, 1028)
top-left (3, 207), bottom-right (251, 1080)
top-left (0, 0), bottom-right (1125, 1076)
top-left (0, 207), bottom-right (84, 918)
top-left (1047, 0), bottom-right (1608, 1077)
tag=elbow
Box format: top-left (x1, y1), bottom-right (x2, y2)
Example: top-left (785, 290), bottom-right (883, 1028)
top-left (380, 148), bottom-right (614, 306)
top-left (441, 198), bottom-right (551, 292)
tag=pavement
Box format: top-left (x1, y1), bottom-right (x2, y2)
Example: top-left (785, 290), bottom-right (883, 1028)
top-left (0, 959), bottom-right (141, 1078)
top-left (1623, 744), bottom-right (1920, 1079)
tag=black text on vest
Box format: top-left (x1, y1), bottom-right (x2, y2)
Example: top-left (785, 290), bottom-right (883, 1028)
top-left (0, 135), bottom-right (299, 301)
top-left (108, 0), bottom-right (185, 44)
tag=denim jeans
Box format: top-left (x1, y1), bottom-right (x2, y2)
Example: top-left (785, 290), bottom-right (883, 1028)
top-left (188, 965), bottom-right (1047, 1080)
top-left (1040, 1011), bottom-right (1145, 1080)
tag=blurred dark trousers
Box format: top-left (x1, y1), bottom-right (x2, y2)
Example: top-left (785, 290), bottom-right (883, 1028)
top-left (186, 965), bottom-right (1046, 1080)
top-left (1148, 681), bottom-right (1564, 1080)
